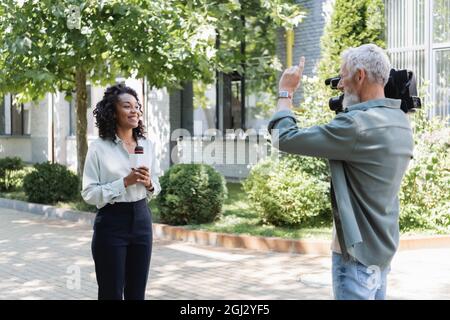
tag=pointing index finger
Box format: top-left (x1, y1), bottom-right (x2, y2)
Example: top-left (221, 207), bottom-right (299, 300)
top-left (298, 56), bottom-right (305, 73)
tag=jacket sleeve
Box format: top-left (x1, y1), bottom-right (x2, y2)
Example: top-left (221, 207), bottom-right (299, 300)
top-left (268, 109), bottom-right (359, 161)
top-left (81, 145), bottom-right (126, 207)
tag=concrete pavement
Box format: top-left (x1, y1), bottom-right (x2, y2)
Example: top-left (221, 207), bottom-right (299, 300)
top-left (0, 208), bottom-right (449, 300)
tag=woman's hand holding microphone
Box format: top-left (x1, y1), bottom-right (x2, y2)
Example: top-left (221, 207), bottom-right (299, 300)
top-left (123, 166), bottom-right (154, 191)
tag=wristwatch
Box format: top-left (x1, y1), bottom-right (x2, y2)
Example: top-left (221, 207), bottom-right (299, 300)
top-left (278, 90), bottom-right (292, 99)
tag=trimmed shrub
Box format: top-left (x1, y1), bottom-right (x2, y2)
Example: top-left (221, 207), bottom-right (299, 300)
top-left (0, 157), bottom-right (25, 191)
top-left (156, 164), bottom-right (228, 225)
top-left (4, 166), bottom-right (35, 192)
top-left (23, 162), bottom-right (79, 204)
top-left (243, 156), bottom-right (331, 227)
top-left (245, 78), bottom-right (333, 227)
top-left (399, 108), bottom-right (450, 233)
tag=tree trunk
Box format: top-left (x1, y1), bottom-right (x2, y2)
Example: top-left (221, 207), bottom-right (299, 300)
top-left (75, 67), bottom-right (88, 182)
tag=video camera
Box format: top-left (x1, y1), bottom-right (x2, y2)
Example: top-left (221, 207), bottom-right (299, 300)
top-left (325, 69), bottom-right (422, 114)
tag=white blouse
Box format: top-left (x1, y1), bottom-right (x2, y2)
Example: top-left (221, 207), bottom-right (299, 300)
top-left (81, 134), bottom-right (161, 209)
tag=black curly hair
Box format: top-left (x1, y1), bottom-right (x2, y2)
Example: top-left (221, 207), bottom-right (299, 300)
top-left (93, 84), bottom-right (146, 142)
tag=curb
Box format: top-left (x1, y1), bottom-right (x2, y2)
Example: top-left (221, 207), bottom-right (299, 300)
top-left (0, 197), bottom-right (95, 225)
top-left (2, 197), bottom-right (450, 255)
top-left (152, 224), bottom-right (331, 255)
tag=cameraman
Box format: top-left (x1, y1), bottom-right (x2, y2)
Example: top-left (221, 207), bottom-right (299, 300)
top-left (268, 44), bottom-right (413, 300)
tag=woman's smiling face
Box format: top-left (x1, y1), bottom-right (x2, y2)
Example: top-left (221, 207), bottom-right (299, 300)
top-left (115, 93), bottom-right (142, 129)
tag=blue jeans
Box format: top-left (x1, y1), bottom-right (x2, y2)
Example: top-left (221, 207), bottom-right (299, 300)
top-left (332, 252), bottom-right (390, 300)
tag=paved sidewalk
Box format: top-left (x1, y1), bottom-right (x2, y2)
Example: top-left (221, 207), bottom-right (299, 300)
top-left (0, 208), bottom-right (449, 300)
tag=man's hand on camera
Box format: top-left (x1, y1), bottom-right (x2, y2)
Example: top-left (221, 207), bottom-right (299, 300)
top-left (277, 56), bottom-right (305, 111)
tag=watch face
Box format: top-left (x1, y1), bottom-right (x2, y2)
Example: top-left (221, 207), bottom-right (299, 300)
top-left (279, 91), bottom-right (290, 98)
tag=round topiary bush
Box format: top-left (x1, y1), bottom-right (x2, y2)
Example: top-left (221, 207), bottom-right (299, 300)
top-left (23, 162), bottom-right (80, 204)
top-left (243, 156), bottom-right (331, 227)
top-left (156, 164), bottom-right (227, 225)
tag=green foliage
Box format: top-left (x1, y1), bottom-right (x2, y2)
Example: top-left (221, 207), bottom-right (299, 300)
top-left (399, 106), bottom-right (450, 233)
top-left (243, 156), bottom-right (331, 227)
top-left (2, 166), bottom-right (35, 192)
top-left (318, 0), bottom-right (385, 80)
top-left (23, 162), bottom-right (80, 204)
top-left (0, 157), bottom-right (24, 174)
top-left (156, 163), bottom-right (228, 225)
top-left (0, 157), bottom-right (25, 191)
top-left (57, 193), bottom-right (98, 213)
top-left (212, 0), bottom-right (305, 95)
top-left (0, 0), bottom-right (208, 99)
top-left (193, 1), bottom-right (306, 109)
top-left (242, 75), bottom-right (334, 228)
top-left (193, 81), bottom-right (213, 109)
top-left (294, 76), bottom-right (334, 126)
top-left (0, 0), bottom-right (304, 102)
top-left (0, 0), bottom-right (304, 180)
top-left (246, 76), bottom-right (449, 234)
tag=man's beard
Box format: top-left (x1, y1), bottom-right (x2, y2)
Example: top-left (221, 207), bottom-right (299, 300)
top-left (342, 91), bottom-right (361, 108)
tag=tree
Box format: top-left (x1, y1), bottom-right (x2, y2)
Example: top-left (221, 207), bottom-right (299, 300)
top-left (317, 0), bottom-right (385, 80)
top-left (0, 0), bottom-right (304, 179)
top-left (208, 0), bottom-right (305, 94)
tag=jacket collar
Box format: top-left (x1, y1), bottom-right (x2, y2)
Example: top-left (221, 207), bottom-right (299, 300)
top-left (345, 98), bottom-right (401, 113)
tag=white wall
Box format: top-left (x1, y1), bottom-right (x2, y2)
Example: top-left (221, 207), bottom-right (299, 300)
top-left (145, 86), bottom-right (171, 172)
top-left (29, 95), bottom-right (51, 163)
top-left (53, 92), bottom-right (70, 166)
top-left (0, 136), bottom-right (32, 162)
top-left (178, 137), bottom-right (271, 180)
top-left (0, 95), bottom-right (51, 163)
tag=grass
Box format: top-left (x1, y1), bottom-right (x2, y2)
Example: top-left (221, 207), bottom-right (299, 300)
top-left (177, 183), bottom-right (333, 240)
top-left (0, 190), bottom-right (98, 213)
top-left (1, 183), bottom-right (447, 240)
top-left (55, 195), bottom-right (98, 213)
top-left (0, 190), bottom-right (28, 202)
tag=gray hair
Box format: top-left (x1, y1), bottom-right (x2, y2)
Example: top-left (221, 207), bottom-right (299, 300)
top-left (341, 44), bottom-right (391, 86)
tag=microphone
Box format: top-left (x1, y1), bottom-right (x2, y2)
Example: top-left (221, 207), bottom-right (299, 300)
top-left (129, 145), bottom-right (144, 170)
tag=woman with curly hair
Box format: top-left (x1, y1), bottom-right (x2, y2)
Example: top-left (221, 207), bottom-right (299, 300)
top-left (81, 84), bottom-right (161, 300)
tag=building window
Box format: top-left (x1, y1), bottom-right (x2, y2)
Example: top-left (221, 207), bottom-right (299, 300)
top-left (432, 0), bottom-right (450, 117)
top-left (194, 75), bottom-right (275, 135)
top-left (433, 0), bottom-right (450, 44)
top-left (386, 0), bottom-right (450, 118)
top-left (386, 0), bottom-right (426, 86)
top-left (10, 96), bottom-right (30, 136)
top-left (434, 49), bottom-right (450, 117)
top-left (69, 84), bottom-right (92, 136)
top-left (69, 95), bottom-right (76, 136)
top-left (230, 74), bottom-right (243, 130)
top-left (216, 72), bottom-right (246, 133)
top-left (245, 90), bottom-right (273, 131)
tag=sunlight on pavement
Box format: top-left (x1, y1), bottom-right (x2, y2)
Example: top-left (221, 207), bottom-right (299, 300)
top-left (0, 208), bottom-right (449, 300)
top-left (165, 243), bottom-right (255, 261)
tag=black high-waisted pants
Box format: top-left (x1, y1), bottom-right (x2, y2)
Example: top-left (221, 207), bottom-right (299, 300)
top-left (91, 199), bottom-right (152, 300)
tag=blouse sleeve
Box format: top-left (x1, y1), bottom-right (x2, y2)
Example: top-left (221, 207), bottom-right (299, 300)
top-left (81, 144), bottom-right (126, 207)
